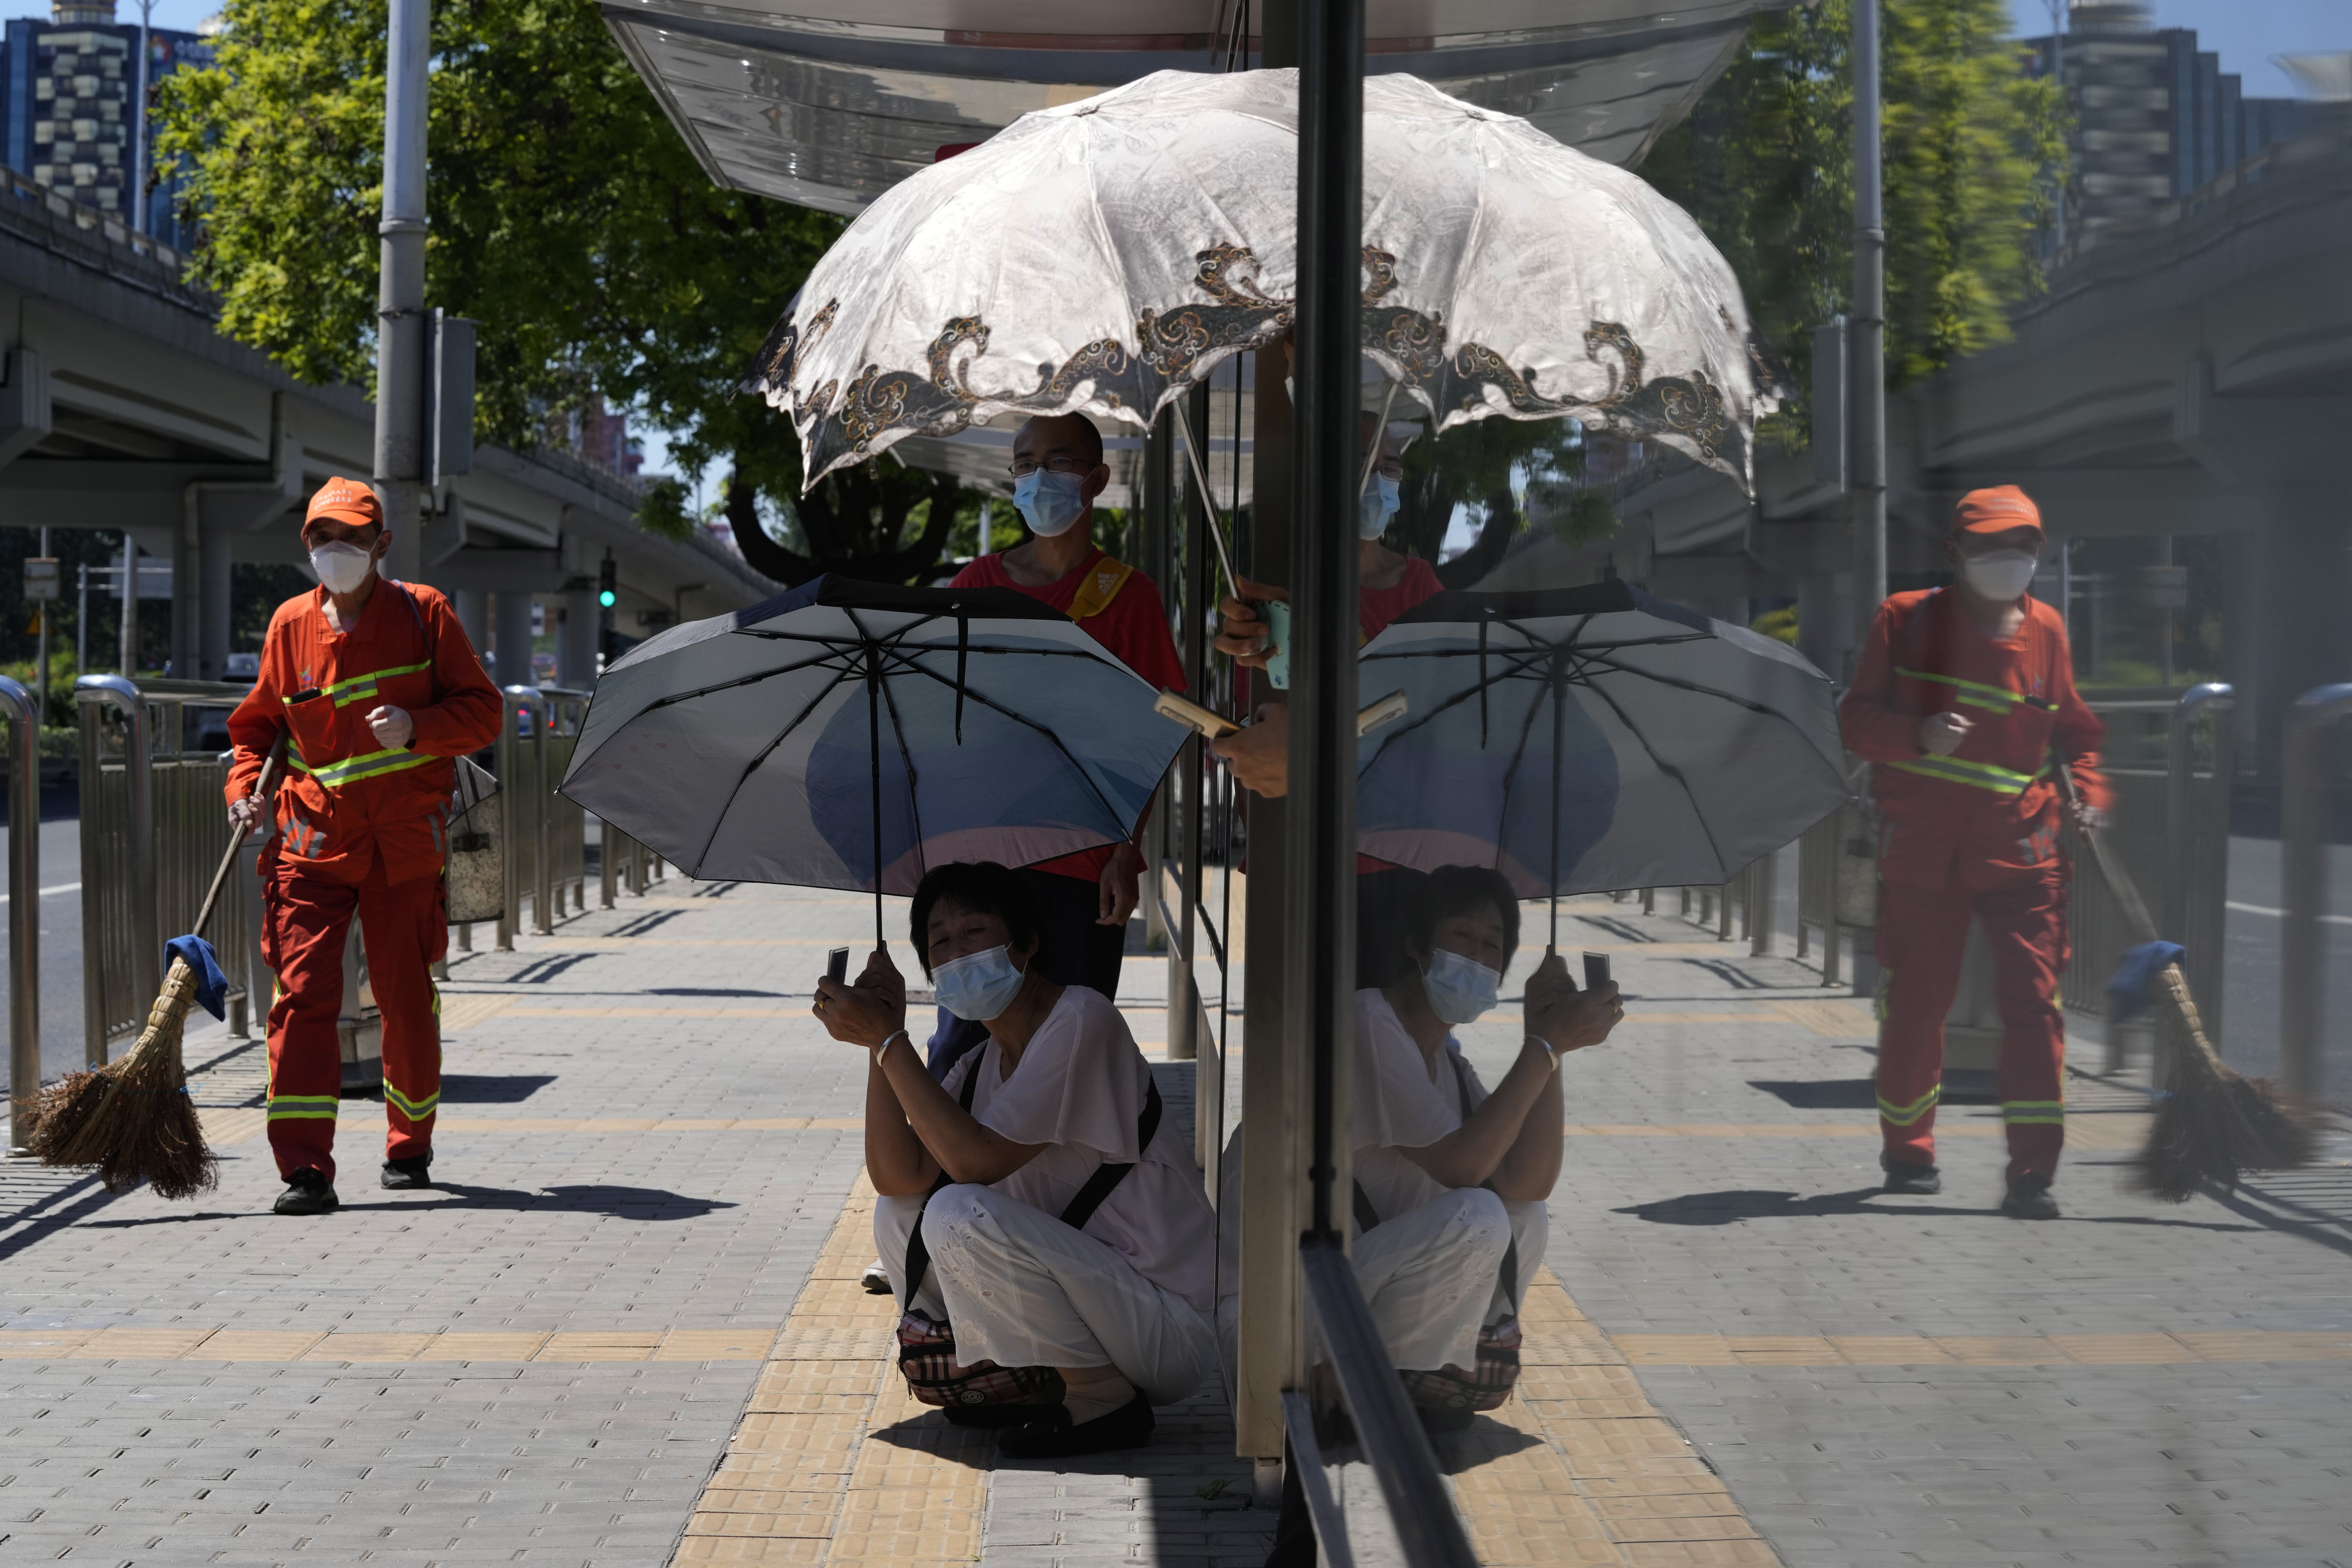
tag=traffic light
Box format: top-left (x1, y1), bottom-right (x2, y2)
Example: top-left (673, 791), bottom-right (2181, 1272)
top-left (597, 554), bottom-right (617, 609)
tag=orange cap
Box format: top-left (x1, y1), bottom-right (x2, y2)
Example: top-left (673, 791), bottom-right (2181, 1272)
top-left (304, 477), bottom-right (383, 531)
top-left (1952, 485), bottom-right (2042, 538)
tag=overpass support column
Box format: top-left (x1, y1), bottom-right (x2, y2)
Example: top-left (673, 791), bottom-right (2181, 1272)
top-left (453, 590), bottom-right (489, 663)
top-left (491, 590), bottom-right (535, 692)
top-left (198, 524), bottom-right (233, 683)
top-left (557, 590), bottom-right (597, 689)
top-left (2250, 484), bottom-right (2352, 781)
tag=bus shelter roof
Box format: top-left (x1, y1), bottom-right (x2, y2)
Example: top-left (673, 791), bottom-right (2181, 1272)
top-left (599, 0), bottom-right (1785, 215)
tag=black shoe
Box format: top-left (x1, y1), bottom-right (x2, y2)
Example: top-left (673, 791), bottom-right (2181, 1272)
top-left (2001, 1174), bottom-right (2060, 1220)
top-left (1416, 1403), bottom-right (1476, 1435)
top-left (998, 1391), bottom-right (1154, 1459)
top-left (1880, 1156), bottom-right (1941, 1195)
top-left (381, 1154), bottom-right (434, 1190)
top-left (942, 1399), bottom-right (1063, 1429)
top-left (273, 1169), bottom-right (339, 1215)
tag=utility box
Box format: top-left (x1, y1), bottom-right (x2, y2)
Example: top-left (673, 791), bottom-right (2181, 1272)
top-left (429, 312), bottom-right (477, 484)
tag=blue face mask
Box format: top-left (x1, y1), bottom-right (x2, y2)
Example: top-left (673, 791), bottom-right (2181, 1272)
top-left (1358, 472), bottom-right (1401, 539)
top-left (932, 944), bottom-right (1028, 1021)
top-left (1013, 468), bottom-right (1086, 538)
top-left (1420, 947), bottom-right (1501, 1025)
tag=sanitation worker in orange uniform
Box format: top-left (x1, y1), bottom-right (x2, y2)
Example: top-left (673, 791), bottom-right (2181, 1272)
top-left (1838, 486), bottom-right (2107, 1220)
top-left (225, 478), bottom-right (501, 1215)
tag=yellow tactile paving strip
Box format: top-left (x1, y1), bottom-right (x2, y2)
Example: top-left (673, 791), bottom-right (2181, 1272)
top-left (673, 1172), bottom-right (992, 1567)
top-left (1614, 1330), bottom-right (2352, 1368)
top-left (0, 1324), bottom-right (780, 1362)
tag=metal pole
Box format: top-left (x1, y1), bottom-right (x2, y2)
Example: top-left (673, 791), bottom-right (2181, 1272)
top-left (374, 0), bottom-right (431, 585)
top-left (2278, 683), bottom-right (2352, 1102)
top-left (76, 564), bottom-right (88, 683)
top-left (1751, 850), bottom-right (1778, 957)
top-left (505, 687), bottom-right (554, 936)
top-left (600, 818), bottom-right (617, 909)
top-left (496, 693), bottom-right (521, 951)
top-left (1291, 0), bottom-right (1364, 1248)
top-left (1847, 0), bottom-right (1887, 659)
top-left (119, 534), bottom-right (138, 677)
top-left (1, 677), bottom-right (39, 1153)
top-left (132, 0), bottom-right (153, 235)
top-left (2046, 0), bottom-right (2068, 254)
top-left (2164, 684), bottom-right (2234, 944)
top-left (34, 530), bottom-right (50, 724)
top-left (76, 675), bottom-right (155, 1064)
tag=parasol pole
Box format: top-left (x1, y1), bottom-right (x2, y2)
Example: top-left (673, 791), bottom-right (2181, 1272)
top-left (1550, 655), bottom-right (1565, 955)
top-left (868, 641), bottom-right (884, 951)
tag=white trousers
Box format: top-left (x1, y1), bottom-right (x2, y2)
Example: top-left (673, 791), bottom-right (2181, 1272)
top-left (874, 1184), bottom-right (1215, 1408)
top-left (1216, 1189), bottom-right (1548, 1377)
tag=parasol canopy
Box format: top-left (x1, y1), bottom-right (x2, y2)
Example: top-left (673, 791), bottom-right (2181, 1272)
top-left (743, 67), bottom-right (1783, 496)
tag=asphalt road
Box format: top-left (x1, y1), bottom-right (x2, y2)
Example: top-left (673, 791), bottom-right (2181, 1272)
top-left (0, 783), bottom-right (92, 1090)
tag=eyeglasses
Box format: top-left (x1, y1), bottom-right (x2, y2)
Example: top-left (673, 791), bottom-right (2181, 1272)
top-left (1007, 455), bottom-right (1091, 478)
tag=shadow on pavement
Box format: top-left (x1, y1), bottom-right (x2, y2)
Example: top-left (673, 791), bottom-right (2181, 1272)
top-left (1747, 1077), bottom-right (1998, 1109)
top-left (1616, 1187), bottom-right (2264, 1233)
top-left (437, 1073), bottom-right (560, 1102)
top-left (79, 1183), bottom-right (740, 1223)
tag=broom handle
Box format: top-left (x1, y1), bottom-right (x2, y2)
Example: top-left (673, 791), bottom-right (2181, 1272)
top-left (189, 733), bottom-right (289, 944)
top-left (2054, 759), bottom-right (2229, 1073)
top-left (2053, 760), bottom-right (2159, 947)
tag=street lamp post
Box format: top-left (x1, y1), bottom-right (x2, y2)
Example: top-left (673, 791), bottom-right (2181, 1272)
top-left (374, 0), bottom-right (431, 583)
top-left (1847, 0), bottom-right (1888, 658)
top-left (130, 0), bottom-right (153, 235)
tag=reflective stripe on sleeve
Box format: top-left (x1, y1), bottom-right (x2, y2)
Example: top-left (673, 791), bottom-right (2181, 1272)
top-left (1894, 668), bottom-right (2029, 710)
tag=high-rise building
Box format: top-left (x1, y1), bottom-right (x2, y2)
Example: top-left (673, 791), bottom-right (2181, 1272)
top-left (2026, 1), bottom-right (2323, 242)
top-left (0, 0), bottom-right (210, 245)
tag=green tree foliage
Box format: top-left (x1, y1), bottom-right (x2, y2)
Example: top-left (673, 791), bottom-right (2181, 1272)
top-left (1644, 0), bottom-right (2065, 433)
top-left (156, 0), bottom-right (976, 581)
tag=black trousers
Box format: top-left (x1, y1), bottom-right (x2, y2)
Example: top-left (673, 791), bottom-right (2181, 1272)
top-left (925, 866), bottom-right (1127, 1080)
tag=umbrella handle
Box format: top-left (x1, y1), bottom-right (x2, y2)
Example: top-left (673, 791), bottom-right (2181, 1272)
top-left (190, 733), bottom-right (289, 944)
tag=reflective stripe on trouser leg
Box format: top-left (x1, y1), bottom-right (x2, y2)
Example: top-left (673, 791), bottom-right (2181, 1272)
top-left (1872, 880), bottom-right (1976, 1169)
top-left (261, 859), bottom-right (361, 1184)
top-left (920, 1183), bottom-right (1215, 1408)
top-left (1978, 866), bottom-right (2070, 1184)
top-left (356, 862), bottom-right (446, 1163)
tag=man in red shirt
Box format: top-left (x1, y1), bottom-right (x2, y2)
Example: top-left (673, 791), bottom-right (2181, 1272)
top-left (1839, 486), bottom-right (2107, 1220)
top-left (932, 413), bottom-right (1185, 1075)
top-left (225, 478), bottom-right (501, 1215)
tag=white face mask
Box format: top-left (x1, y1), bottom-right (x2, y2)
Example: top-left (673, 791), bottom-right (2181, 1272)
top-left (1960, 549), bottom-right (2038, 603)
top-left (1420, 947), bottom-right (1502, 1025)
top-left (310, 541), bottom-right (377, 595)
top-left (1358, 473), bottom-right (1401, 540)
top-left (1012, 469), bottom-right (1086, 538)
top-left (931, 943), bottom-right (1028, 1021)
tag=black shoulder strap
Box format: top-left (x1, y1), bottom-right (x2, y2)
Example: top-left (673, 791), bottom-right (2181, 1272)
top-left (898, 1056), bottom-right (1161, 1311)
top-left (898, 1049), bottom-right (986, 1310)
top-left (1057, 1079), bottom-right (1161, 1231)
top-left (1353, 1181), bottom-right (1382, 1234)
top-left (1446, 1050), bottom-right (1520, 1309)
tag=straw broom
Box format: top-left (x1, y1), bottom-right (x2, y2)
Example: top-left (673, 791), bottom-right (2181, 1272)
top-left (29, 737), bottom-right (287, 1199)
top-left (2056, 763), bottom-right (2316, 1200)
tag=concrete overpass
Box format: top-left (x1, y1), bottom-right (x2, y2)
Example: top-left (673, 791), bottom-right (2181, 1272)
top-left (0, 164), bottom-right (778, 690)
top-left (1548, 118), bottom-right (2352, 775)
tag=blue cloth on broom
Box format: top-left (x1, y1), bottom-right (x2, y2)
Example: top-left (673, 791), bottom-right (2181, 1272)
top-left (164, 935), bottom-right (229, 1021)
top-left (2106, 940), bottom-right (2186, 1025)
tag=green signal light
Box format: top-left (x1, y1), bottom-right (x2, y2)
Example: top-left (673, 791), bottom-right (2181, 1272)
top-left (598, 590), bottom-right (616, 608)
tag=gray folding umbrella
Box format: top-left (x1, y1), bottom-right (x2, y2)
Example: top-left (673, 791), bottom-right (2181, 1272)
top-left (560, 576), bottom-right (1187, 945)
top-left (1354, 584), bottom-right (1849, 949)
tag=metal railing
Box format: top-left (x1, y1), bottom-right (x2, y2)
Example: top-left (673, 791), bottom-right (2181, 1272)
top-left (2, 677), bottom-right (39, 1152)
top-left (75, 675), bottom-right (256, 1067)
top-left (2281, 683), bottom-right (2352, 1103)
top-left (494, 686), bottom-right (595, 949)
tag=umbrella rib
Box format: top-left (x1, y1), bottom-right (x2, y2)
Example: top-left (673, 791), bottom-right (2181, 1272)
top-left (875, 656), bottom-right (929, 889)
top-left (871, 650), bottom-right (1139, 835)
top-left (692, 662), bottom-right (864, 874)
top-left (635, 646), bottom-right (862, 715)
top-left (1489, 686), bottom-right (1552, 882)
top-left (1358, 656), bottom-right (1552, 765)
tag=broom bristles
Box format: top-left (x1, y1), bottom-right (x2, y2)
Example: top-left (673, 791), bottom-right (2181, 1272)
top-left (2135, 964), bottom-right (2319, 1200)
top-left (26, 960), bottom-right (219, 1199)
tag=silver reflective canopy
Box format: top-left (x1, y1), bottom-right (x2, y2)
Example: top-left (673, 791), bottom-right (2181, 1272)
top-left (599, 0), bottom-right (1791, 214)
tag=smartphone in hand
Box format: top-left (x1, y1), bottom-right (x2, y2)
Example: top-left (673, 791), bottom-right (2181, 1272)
top-left (1582, 952), bottom-right (1611, 991)
top-left (827, 947), bottom-right (849, 985)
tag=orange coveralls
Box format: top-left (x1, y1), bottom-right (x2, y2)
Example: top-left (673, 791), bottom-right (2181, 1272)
top-left (225, 580), bottom-right (500, 1182)
top-left (1839, 588), bottom-right (2107, 1183)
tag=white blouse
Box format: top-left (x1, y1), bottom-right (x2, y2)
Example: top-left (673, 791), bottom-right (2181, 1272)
top-left (940, 986), bottom-right (1215, 1312)
top-left (1350, 987), bottom-right (1492, 1231)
